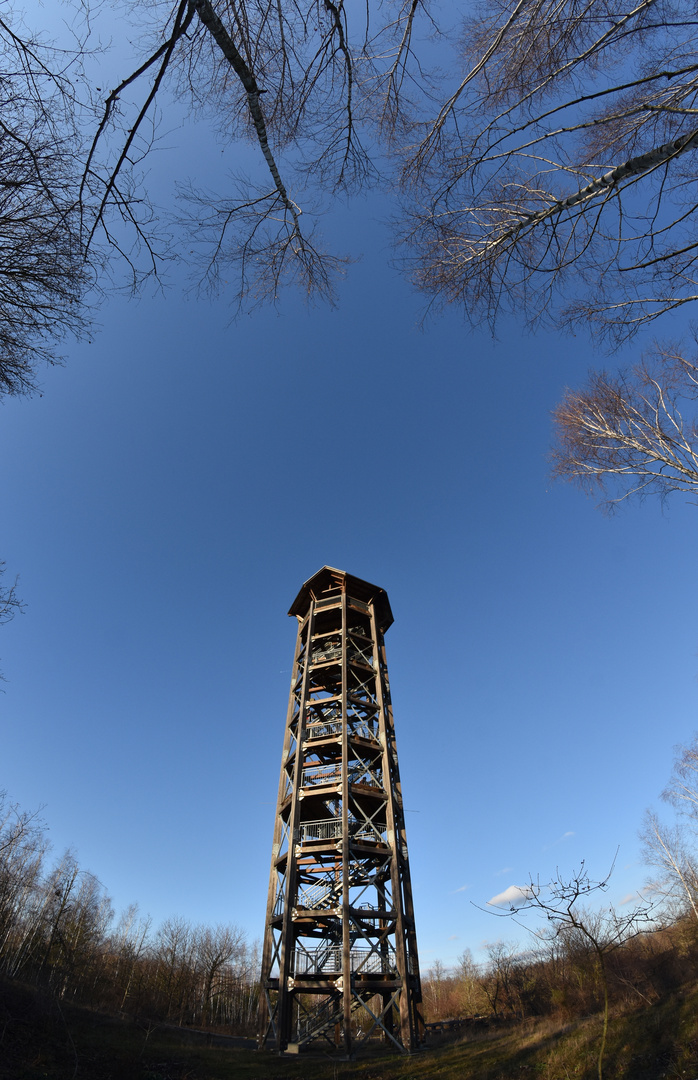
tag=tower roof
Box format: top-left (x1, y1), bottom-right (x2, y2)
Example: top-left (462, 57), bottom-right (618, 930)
top-left (288, 566), bottom-right (394, 632)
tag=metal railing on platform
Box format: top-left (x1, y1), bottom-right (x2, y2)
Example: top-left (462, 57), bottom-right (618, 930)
top-left (299, 818), bottom-right (343, 842)
top-left (305, 718), bottom-right (380, 743)
top-left (298, 818), bottom-right (387, 844)
top-left (292, 945), bottom-right (397, 976)
top-left (301, 764), bottom-right (382, 790)
top-left (306, 720), bottom-right (342, 739)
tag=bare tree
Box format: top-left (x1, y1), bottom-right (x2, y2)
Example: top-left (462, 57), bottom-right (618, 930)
top-left (0, 560), bottom-right (24, 683)
top-left (154, 915), bottom-right (198, 1022)
top-left (109, 904), bottom-right (153, 1010)
top-left (0, 563), bottom-right (22, 627)
top-left (81, 0), bottom-right (391, 307)
top-left (396, 0), bottom-right (698, 341)
top-left (662, 733), bottom-right (698, 822)
top-left (455, 947), bottom-right (488, 1016)
top-left (0, 792), bottom-right (47, 973)
top-left (0, 9), bottom-right (92, 397)
top-left (640, 809), bottom-right (698, 921)
top-left (36, 852), bottom-right (113, 998)
top-left (640, 735), bottom-right (698, 922)
top-left (481, 940), bottom-right (516, 1017)
top-left (193, 922), bottom-right (246, 1024)
top-left (488, 861), bottom-right (655, 1080)
top-left (551, 342), bottom-right (698, 510)
top-left (423, 957), bottom-right (448, 1019)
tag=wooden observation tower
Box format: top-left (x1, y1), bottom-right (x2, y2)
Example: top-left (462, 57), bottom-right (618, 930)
top-left (258, 567), bottom-right (424, 1056)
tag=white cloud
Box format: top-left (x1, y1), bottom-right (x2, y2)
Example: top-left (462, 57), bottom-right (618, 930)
top-left (619, 888), bottom-right (653, 906)
top-left (494, 866), bottom-right (513, 877)
top-left (543, 831), bottom-right (575, 852)
top-left (448, 934), bottom-right (459, 941)
top-left (487, 885), bottom-right (533, 908)
top-left (453, 884), bottom-right (471, 893)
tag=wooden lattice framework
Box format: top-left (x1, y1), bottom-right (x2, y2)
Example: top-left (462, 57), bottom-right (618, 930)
top-left (258, 567), bottom-right (424, 1056)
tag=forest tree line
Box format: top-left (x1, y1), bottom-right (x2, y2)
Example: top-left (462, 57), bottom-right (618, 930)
top-left (422, 915), bottom-right (697, 1026)
top-left (0, 793), bottom-right (258, 1033)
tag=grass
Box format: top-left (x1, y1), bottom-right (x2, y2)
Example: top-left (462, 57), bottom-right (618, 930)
top-left (2, 979), bottom-right (698, 1079)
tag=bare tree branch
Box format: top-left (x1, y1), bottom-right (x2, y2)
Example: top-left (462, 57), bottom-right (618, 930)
top-left (395, 0), bottom-right (698, 339)
top-left (551, 341), bottom-right (698, 510)
top-left (81, 0), bottom-right (384, 305)
top-left (640, 809), bottom-right (698, 921)
top-left (0, 10), bottom-right (92, 397)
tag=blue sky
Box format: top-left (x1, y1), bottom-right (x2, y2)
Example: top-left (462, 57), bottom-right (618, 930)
top-left (2, 2), bottom-right (698, 972)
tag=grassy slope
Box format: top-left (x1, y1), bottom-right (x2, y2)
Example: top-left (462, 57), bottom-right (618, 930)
top-left (2, 980), bottom-right (698, 1079)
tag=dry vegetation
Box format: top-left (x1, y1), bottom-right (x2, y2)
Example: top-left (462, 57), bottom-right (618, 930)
top-left (422, 916), bottom-right (698, 1027)
top-left (2, 973), bottom-right (698, 1079)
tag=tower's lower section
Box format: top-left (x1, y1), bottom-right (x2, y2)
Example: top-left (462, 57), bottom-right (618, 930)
top-left (258, 568), bottom-right (424, 1055)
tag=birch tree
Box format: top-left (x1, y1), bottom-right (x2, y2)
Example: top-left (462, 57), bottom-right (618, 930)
top-left (641, 737), bottom-right (698, 923)
top-left (0, 793), bottom-right (47, 974)
top-left (640, 810), bottom-right (698, 921)
top-left (662, 734), bottom-right (698, 822)
top-left (397, 0), bottom-right (698, 341)
top-left (551, 342), bottom-right (698, 509)
top-left (109, 905), bottom-right (153, 1010)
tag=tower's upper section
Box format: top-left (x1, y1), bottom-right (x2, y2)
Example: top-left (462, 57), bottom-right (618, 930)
top-left (288, 566), bottom-right (394, 632)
